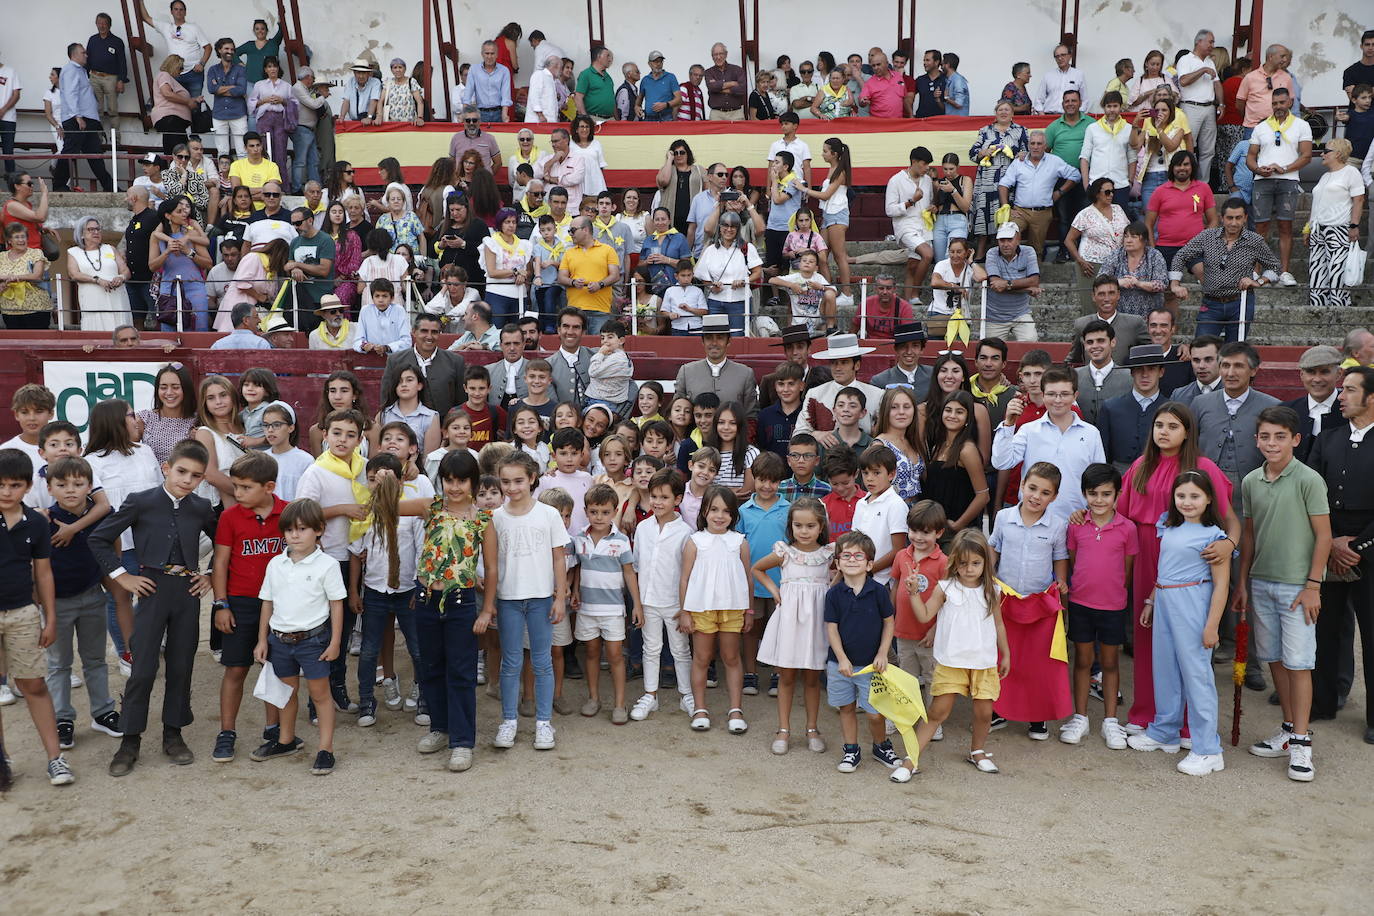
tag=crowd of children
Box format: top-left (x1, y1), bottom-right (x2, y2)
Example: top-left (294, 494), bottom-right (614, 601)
top-left (0, 340), bottom-right (1344, 791)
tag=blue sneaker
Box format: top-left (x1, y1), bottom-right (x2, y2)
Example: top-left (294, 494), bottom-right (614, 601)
top-left (837, 745), bottom-right (861, 773)
top-left (212, 730), bottom-right (236, 763)
top-left (871, 740), bottom-right (902, 769)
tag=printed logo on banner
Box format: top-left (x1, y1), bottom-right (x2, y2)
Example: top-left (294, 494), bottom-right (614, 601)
top-left (42, 362), bottom-right (160, 432)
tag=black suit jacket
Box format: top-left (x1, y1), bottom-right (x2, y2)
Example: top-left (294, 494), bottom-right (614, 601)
top-left (1283, 395), bottom-right (1337, 465)
top-left (380, 348), bottom-right (466, 418)
top-left (1097, 390), bottom-right (1164, 472)
top-left (89, 486), bottom-right (218, 576)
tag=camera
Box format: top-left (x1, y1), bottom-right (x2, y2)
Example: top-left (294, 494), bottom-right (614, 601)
top-left (721, 190), bottom-right (740, 202)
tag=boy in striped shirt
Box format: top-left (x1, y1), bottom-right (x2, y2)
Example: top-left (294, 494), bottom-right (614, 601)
top-left (572, 484), bottom-right (643, 724)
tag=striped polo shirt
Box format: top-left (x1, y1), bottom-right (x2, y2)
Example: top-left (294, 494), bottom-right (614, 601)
top-left (573, 529), bottom-right (634, 617)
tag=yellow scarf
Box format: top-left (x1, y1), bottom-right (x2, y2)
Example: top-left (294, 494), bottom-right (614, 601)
top-left (821, 83), bottom-right (846, 100)
top-left (490, 232), bottom-right (525, 256)
top-left (970, 375), bottom-right (1011, 406)
top-left (553, 212), bottom-right (572, 229)
top-left (514, 146), bottom-right (543, 166)
top-left (1098, 116), bottom-right (1128, 136)
top-left (314, 449), bottom-right (371, 541)
top-left (1142, 111), bottom-right (1188, 138)
top-left (593, 217), bottom-right (619, 241)
top-left (776, 171), bottom-right (798, 192)
top-left (315, 319), bottom-right (352, 349)
top-left (539, 238), bottom-right (567, 262)
top-left (1263, 113), bottom-right (1294, 136)
top-left (650, 227), bottom-right (679, 241)
top-left (520, 197), bottom-right (549, 218)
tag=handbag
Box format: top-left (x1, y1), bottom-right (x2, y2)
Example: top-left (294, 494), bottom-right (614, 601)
top-left (1343, 241), bottom-right (1367, 288)
top-left (191, 100), bottom-right (213, 135)
top-left (39, 227), bottom-right (61, 261)
top-left (155, 276), bottom-right (197, 329)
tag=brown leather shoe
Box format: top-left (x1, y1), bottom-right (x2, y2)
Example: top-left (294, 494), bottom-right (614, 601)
top-left (108, 744), bottom-right (139, 777)
top-left (163, 734), bottom-right (195, 766)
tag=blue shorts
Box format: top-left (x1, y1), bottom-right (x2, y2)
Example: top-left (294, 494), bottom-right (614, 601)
top-left (268, 627), bottom-right (333, 680)
top-left (825, 659), bottom-right (876, 713)
top-left (1250, 579), bottom-right (1316, 670)
top-left (821, 209), bottom-right (850, 229)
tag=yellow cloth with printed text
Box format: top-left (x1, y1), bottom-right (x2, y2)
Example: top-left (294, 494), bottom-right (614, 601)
top-left (857, 664), bottom-right (927, 767)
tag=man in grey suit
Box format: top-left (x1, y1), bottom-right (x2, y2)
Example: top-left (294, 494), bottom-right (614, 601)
top-left (486, 323), bottom-right (531, 409)
top-left (673, 314), bottom-right (759, 418)
top-left (548, 307), bottom-right (594, 407)
top-left (380, 314), bottom-right (466, 418)
top-left (871, 322), bottom-right (933, 399)
top-left (1066, 276), bottom-right (1150, 366)
top-left (1169, 335), bottom-right (1224, 405)
top-left (1073, 319), bottom-right (1131, 423)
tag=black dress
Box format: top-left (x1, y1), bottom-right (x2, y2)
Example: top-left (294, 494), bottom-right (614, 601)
top-left (922, 456), bottom-right (976, 526)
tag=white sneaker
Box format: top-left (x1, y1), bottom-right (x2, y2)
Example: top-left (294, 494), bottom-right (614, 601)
top-left (534, 720), bottom-right (556, 750)
top-left (835, 293), bottom-right (855, 307)
top-left (678, 693), bottom-right (696, 716)
top-left (1124, 721), bottom-right (1146, 736)
top-left (1278, 271), bottom-right (1298, 287)
top-left (493, 719), bottom-right (518, 748)
top-left (417, 730), bottom-right (448, 753)
top-left (1059, 714), bottom-right (1089, 745)
top-left (1176, 751), bottom-right (1225, 776)
top-left (0, 684), bottom-right (15, 706)
top-left (70, 673), bottom-right (83, 689)
top-left (1287, 735), bottom-right (1314, 782)
top-left (1249, 723), bottom-right (1292, 758)
top-left (383, 677), bottom-right (403, 711)
top-left (1127, 733), bottom-right (1182, 753)
top-left (118, 653), bottom-right (132, 677)
top-left (1101, 717), bottom-right (1128, 750)
top-left (932, 724), bottom-right (943, 742)
top-left (629, 693), bottom-right (658, 721)
top-left (885, 718), bottom-right (897, 736)
top-left (404, 682), bottom-right (419, 711)
top-left (447, 747), bottom-right (473, 772)
top-left (348, 630), bottom-right (362, 656)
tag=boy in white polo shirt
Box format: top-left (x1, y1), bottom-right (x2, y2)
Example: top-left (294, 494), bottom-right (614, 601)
top-left (850, 445), bottom-right (909, 586)
top-left (253, 498), bottom-right (347, 775)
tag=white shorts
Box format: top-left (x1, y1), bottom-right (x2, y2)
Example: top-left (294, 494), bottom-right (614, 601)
top-left (574, 613), bottom-right (627, 642)
top-left (897, 228), bottom-right (929, 259)
top-left (522, 612), bottom-right (573, 650)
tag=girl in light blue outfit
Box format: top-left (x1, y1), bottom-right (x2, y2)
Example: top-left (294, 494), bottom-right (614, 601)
top-left (1128, 469), bottom-right (1232, 776)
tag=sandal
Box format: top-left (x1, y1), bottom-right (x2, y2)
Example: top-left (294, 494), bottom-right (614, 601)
top-left (806, 728), bottom-right (826, 753)
top-left (771, 729), bottom-right (789, 755)
top-left (890, 762), bottom-right (915, 783)
top-left (727, 708), bottom-right (748, 734)
top-left (967, 750), bottom-right (999, 774)
top-left (690, 709), bottom-right (711, 731)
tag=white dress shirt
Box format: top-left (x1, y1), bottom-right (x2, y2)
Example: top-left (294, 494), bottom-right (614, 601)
top-left (634, 514), bottom-right (694, 606)
top-left (1088, 360), bottom-right (1117, 388)
top-left (992, 412), bottom-right (1106, 520)
top-left (525, 67), bottom-right (561, 123)
top-left (1224, 387), bottom-right (1251, 416)
top-left (1079, 117), bottom-right (1133, 185)
top-left (1308, 392), bottom-right (1337, 435)
top-left (1035, 65), bottom-right (1085, 114)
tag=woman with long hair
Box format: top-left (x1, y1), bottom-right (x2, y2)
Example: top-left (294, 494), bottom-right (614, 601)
top-left (216, 184), bottom-right (256, 244)
top-left (481, 207), bottom-right (533, 328)
top-left (214, 237), bottom-right (287, 332)
top-left (193, 374), bottom-right (247, 507)
top-left (728, 165), bottom-right (759, 210)
top-left (466, 168), bottom-right (502, 228)
top-left (920, 390), bottom-right (990, 534)
top-left (1129, 50), bottom-right (1170, 113)
top-left (433, 193), bottom-right (489, 290)
top-left (325, 159), bottom-right (357, 205)
top-left (456, 149), bottom-right (484, 191)
top-left (323, 200), bottom-right (363, 307)
top-left (803, 138), bottom-right (852, 302)
top-left (873, 387), bottom-right (926, 500)
top-left (1131, 93), bottom-right (1192, 209)
top-left (417, 157), bottom-right (457, 236)
top-left (369, 157), bottom-right (413, 217)
top-left (655, 139), bottom-right (705, 235)
top-left (311, 370), bottom-right (372, 456)
top-left (571, 115), bottom-right (608, 197)
top-left (917, 353), bottom-right (991, 465)
top-left (136, 362), bottom-right (198, 463)
top-left (931, 152), bottom-right (973, 264)
top-left (149, 195), bottom-right (211, 331)
top-left (494, 22), bottom-right (522, 119)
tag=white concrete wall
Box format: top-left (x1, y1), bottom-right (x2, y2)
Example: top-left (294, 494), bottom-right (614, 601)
top-left (6, 0), bottom-right (1369, 143)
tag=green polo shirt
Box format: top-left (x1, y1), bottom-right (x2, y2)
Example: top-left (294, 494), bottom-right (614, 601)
top-left (575, 66), bottom-right (616, 117)
top-left (1045, 114), bottom-right (1097, 170)
top-left (1241, 457), bottom-right (1329, 586)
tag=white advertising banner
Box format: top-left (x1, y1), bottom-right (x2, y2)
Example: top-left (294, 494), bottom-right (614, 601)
top-left (42, 361), bottom-right (163, 432)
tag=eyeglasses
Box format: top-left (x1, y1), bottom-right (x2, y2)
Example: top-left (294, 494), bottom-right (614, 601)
top-left (713, 171), bottom-right (727, 178)
top-left (344, 169), bottom-right (355, 174)
top-left (262, 192), bottom-right (282, 198)
top-left (800, 68), bottom-right (813, 74)
top-left (263, 421), bottom-right (290, 431)
top-left (519, 136), bottom-right (533, 142)
top-left (787, 451), bottom-right (818, 460)
top-left (838, 551), bottom-right (869, 562)
top-left (672, 149), bottom-right (686, 155)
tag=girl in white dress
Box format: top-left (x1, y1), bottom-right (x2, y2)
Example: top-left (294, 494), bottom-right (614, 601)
top-left (753, 497), bottom-right (834, 755)
top-left (680, 485), bottom-right (751, 735)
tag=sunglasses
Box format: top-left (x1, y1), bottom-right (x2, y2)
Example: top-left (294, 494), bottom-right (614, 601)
top-left (290, 219), bottom-right (306, 227)
top-left (464, 118), bottom-right (479, 124)
top-left (713, 171), bottom-right (727, 177)
top-left (344, 169), bottom-right (355, 174)
top-left (262, 192), bottom-right (282, 198)
top-left (672, 149), bottom-right (686, 155)
top-left (800, 68), bottom-right (813, 74)
top-left (174, 154), bottom-right (188, 160)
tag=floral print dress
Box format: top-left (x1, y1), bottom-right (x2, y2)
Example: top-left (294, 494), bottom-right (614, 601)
top-left (418, 499), bottom-right (491, 604)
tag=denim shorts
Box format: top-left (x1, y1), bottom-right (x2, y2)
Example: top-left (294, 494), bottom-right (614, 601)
top-left (219, 596), bottom-right (262, 668)
top-left (268, 627), bottom-right (333, 680)
top-left (1251, 179), bottom-right (1299, 223)
top-left (825, 659), bottom-right (876, 713)
top-left (821, 208), bottom-right (850, 229)
top-left (1250, 578), bottom-right (1315, 669)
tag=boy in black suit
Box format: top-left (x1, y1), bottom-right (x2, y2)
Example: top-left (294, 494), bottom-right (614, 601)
top-left (90, 440), bottom-right (218, 777)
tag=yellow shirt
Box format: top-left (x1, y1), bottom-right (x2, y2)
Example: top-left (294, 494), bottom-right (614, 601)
top-left (228, 158), bottom-right (284, 209)
top-left (561, 241), bottom-right (618, 314)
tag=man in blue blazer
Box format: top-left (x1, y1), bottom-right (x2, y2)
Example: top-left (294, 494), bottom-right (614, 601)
top-left (1097, 344), bottom-right (1169, 472)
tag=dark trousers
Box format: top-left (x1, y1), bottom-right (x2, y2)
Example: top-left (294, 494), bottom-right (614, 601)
top-left (358, 587), bottom-right (419, 702)
top-left (121, 571), bottom-right (198, 736)
top-left (0, 121), bottom-right (15, 176)
top-left (1315, 577), bottom-right (1374, 725)
top-left (1054, 184), bottom-right (1086, 254)
top-left (416, 586), bottom-right (478, 749)
top-left (126, 281), bottom-right (154, 329)
top-left (52, 117), bottom-right (113, 192)
top-left (328, 558), bottom-right (357, 694)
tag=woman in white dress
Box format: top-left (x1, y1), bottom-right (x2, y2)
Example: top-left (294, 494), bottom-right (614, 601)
top-left (571, 115), bottom-right (609, 197)
top-left (66, 216), bottom-right (132, 332)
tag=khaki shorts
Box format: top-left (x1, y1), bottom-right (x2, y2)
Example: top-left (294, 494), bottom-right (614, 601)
top-left (0, 604), bottom-right (47, 679)
top-left (691, 609), bottom-right (746, 634)
top-left (931, 663), bottom-right (1000, 701)
top-left (896, 637), bottom-right (936, 685)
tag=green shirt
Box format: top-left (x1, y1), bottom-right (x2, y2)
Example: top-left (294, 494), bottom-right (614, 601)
top-left (575, 67), bottom-right (616, 117)
top-left (1045, 114), bottom-right (1097, 170)
top-left (1241, 458), bottom-right (1329, 586)
top-left (288, 231), bottom-right (336, 305)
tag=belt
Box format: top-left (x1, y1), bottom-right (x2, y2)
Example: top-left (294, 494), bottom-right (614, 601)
top-left (142, 564), bottom-right (197, 577)
top-left (478, 106), bottom-right (501, 111)
top-left (1019, 205), bottom-right (1052, 211)
top-left (272, 621), bottom-right (329, 644)
top-left (713, 105), bottom-right (741, 111)
top-left (90, 70), bottom-right (114, 78)
top-left (1156, 579), bottom-right (1206, 589)
top-left (1182, 100), bottom-right (1215, 107)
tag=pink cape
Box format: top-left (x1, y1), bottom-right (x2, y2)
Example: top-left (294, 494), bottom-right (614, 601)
top-left (997, 588), bottom-right (1073, 722)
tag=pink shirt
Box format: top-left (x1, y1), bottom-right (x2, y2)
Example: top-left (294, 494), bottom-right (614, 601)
top-left (860, 72), bottom-right (907, 118)
top-left (1067, 513), bottom-right (1139, 610)
top-left (1235, 68), bottom-right (1294, 128)
top-left (863, 295), bottom-right (914, 338)
top-left (1147, 181), bottom-right (1215, 248)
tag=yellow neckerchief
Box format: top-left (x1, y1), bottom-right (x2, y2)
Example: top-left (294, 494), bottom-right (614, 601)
top-left (821, 82), bottom-right (846, 100)
top-left (520, 197), bottom-right (549, 217)
top-left (315, 319), bottom-right (352, 348)
top-left (490, 231), bottom-right (524, 256)
top-left (314, 448), bottom-right (371, 541)
top-left (1263, 112), bottom-right (1294, 136)
top-left (1098, 115), bottom-right (1128, 136)
top-left (650, 226), bottom-right (679, 242)
top-left (539, 236), bottom-right (568, 261)
top-left (549, 211), bottom-right (572, 229)
top-left (593, 216), bottom-right (619, 240)
top-left (1142, 111), bottom-right (1188, 138)
top-left (969, 374), bottom-right (1011, 406)
top-left (776, 170), bottom-right (798, 192)
top-left (514, 146), bottom-right (543, 166)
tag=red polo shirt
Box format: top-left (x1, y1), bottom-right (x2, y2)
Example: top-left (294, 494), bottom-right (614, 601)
top-left (215, 497), bottom-right (287, 597)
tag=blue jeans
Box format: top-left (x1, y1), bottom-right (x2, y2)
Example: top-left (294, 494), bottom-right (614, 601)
top-left (933, 212), bottom-right (969, 263)
top-left (706, 298), bottom-right (746, 336)
top-left (497, 596), bottom-right (554, 721)
top-left (1146, 584), bottom-right (1222, 756)
top-left (1140, 171), bottom-right (1167, 212)
top-left (175, 68), bottom-right (205, 98)
top-left (105, 546), bottom-right (139, 656)
top-left (1195, 296), bottom-right (1253, 343)
top-left (357, 587), bottom-right (419, 703)
top-left (416, 587), bottom-right (478, 748)
top-left (485, 291), bottom-right (521, 329)
top-left (534, 285), bottom-right (564, 333)
top-left (328, 559), bottom-right (357, 695)
top-left (478, 108), bottom-right (503, 123)
top-left (581, 310), bottom-right (610, 334)
top-left (291, 124), bottom-right (319, 189)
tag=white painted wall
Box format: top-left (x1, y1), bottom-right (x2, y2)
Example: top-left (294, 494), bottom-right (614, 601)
top-left (5, 0), bottom-right (1369, 144)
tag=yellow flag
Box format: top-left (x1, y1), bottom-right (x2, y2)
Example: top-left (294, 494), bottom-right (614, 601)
top-left (857, 665), bottom-right (927, 767)
top-left (945, 307), bottom-right (970, 347)
top-left (1050, 611), bottom-right (1068, 663)
top-left (994, 203), bottom-right (1012, 225)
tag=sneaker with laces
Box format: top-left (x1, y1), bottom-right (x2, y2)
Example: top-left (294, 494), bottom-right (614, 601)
top-left (331, 684), bottom-right (357, 713)
top-left (404, 682), bottom-right (419, 711)
top-left (837, 745), bottom-right (861, 773)
top-left (91, 710), bottom-right (123, 737)
top-left (1101, 717), bottom-right (1128, 750)
top-left (476, 650), bottom-right (487, 685)
top-left (630, 693), bottom-right (658, 721)
top-left (57, 719), bottom-right (75, 750)
top-left (1176, 751), bottom-right (1225, 776)
top-left (1128, 732), bottom-right (1182, 753)
top-left (1059, 714), bottom-right (1089, 745)
top-left (768, 672), bottom-right (779, 697)
top-left (383, 677), bottom-right (403, 710)
top-left (0, 684), bottom-right (15, 706)
top-left (414, 700), bottom-right (431, 727)
top-left (742, 673), bottom-right (759, 695)
top-left (494, 719), bottom-right (518, 748)
top-left (348, 630), bottom-right (362, 656)
top-left (47, 756), bottom-right (75, 786)
top-left (417, 730), bottom-right (448, 753)
top-left (1249, 722), bottom-right (1293, 758)
top-left (311, 750), bottom-right (336, 775)
top-left (212, 730), bottom-right (237, 762)
top-left (448, 747), bottom-right (473, 772)
top-left (1287, 734), bottom-right (1314, 782)
top-left (871, 740), bottom-right (901, 769)
top-left (357, 700), bottom-right (378, 728)
top-left (250, 736), bottom-right (303, 762)
top-left (534, 720), bottom-right (556, 750)
top-left (1278, 271), bottom-right (1298, 287)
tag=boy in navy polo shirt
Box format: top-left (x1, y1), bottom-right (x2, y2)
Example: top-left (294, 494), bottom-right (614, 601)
top-left (44, 456), bottom-right (122, 754)
top-left (757, 362), bottom-right (804, 461)
top-left (211, 452), bottom-right (287, 764)
top-left (824, 530), bottom-right (899, 775)
top-left (0, 448), bottom-right (69, 786)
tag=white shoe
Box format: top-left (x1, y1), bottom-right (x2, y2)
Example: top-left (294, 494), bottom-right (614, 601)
top-left (678, 693), bottom-right (696, 716)
top-left (70, 673), bottom-right (83, 689)
top-left (417, 730), bottom-right (448, 754)
top-left (374, 665), bottom-right (384, 685)
top-left (727, 708), bottom-right (748, 734)
top-left (404, 682), bottom-right (419, 711)
top-left (1287, 735), bottom-right (1314, 782)
top-left (1124, 721), bottom-right (1146, 736)
top-left (118, 654), bottom-right (132, 677)
top-left (0, 684), bottom-right (15, 706)
top-left (835, 293), bottom-right (854, 307)
top-left (534, 720), bottom-right (556, 750)
top-left (1180, 736), bottom-right (1193, 750)
top-left (1176, 751), bottom-right (1225, 776)
top-left (629, 693), bottom-right (658, 721)
top-left (447, 747), bottom-right (473, 772)
top-left (382, 677), bottom-right (402, 710)
top-left (1101, 717), bottom-right (1128, 750)
top-left (1278, 271), bottom-right (1298, 287)
top-left (1249, 723), bottom-right (1292, 758)
top-left (358, 707), bottom-right (377, 728)
top-left (885, 718), bottom-right (897, 736)
top-left (1059, 714), bottom-right (1089, 745)
top-left (493, 719), bottom-right (517, 748)
top-left (932, 724), bottom-right (943, 742)
top-left (1127, 733), bottom-right (1182, 753)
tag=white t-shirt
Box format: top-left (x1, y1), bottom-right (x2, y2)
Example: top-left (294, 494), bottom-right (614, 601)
top-left (0, 66), bottom-right (22, 124)
top-left (693, 242), bottom-right (762, 303)
top-left (348, 514), bottom-right (421, 594)
top-left (423, 286), bottom-right (479, 320)
top-left (295, 460), bottom-right (367, 560)
top-left (153, 19), bottom-right (211, 73)
top-left (492, 501), bottom-right (571, 600)
top-left (787, 84), bottom-right (819, 117)
top-left (1310, 165), bottom-right (1366, 227)
top-left (850, 485), bottom-right (907, 585)
top-left (1248, 115), bottom-right (1313, 180)
top-left (929, 258), bottom-right (974, 315)
top-left (769, 137), bottom-right (812, 169)
top-left (259, 547), bottom-right (347, 632)
top-left (1175, 53), bottom-right (1219, 104)
top-left (1, 435), bottom-right (42, 467)
top-left (661, 283), bottom-right (707, 332)
top-left (932, 579), bottom-right (998, 669)
top-left (26, 466), bottom-right (105, 512)
top-left (270, 447), bottom-right (315, 501)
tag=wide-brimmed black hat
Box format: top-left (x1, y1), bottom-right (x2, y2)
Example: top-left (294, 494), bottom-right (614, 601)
top-left (891, 321), bottom-right (928, 345)
top-left (1122, 344), bottom-right (1170, 368)
top-left (770, 323), bottom-right (818, 347)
